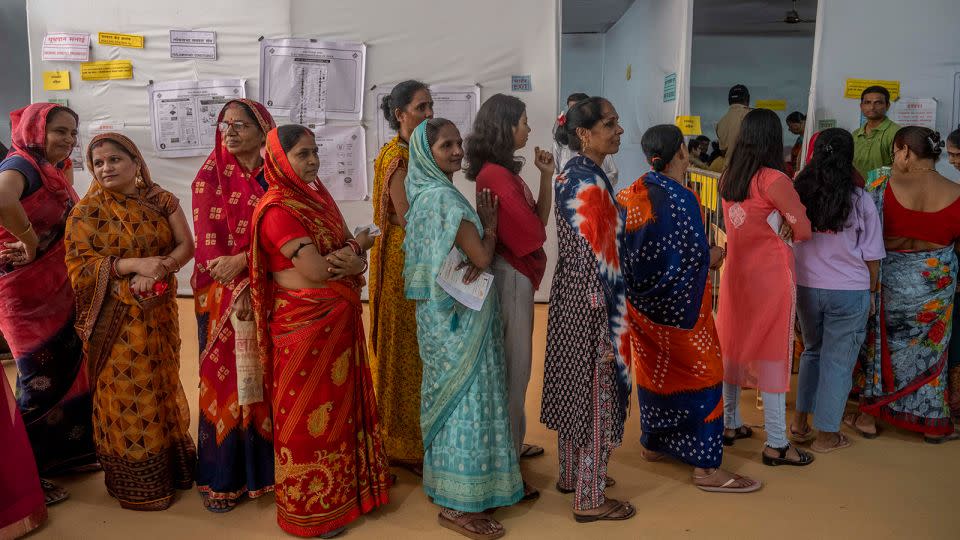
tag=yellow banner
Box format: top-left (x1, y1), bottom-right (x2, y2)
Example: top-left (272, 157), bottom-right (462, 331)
top-left (81, 60), bottom-right (133, 81)
top-left (43, 70), bottom-right (71, 91)
top-left (689, 170), bottom-right (718, 211)
top-left (844, 79), bottom-right (900, 101)
top-left (98, 32), bottom-right (144, 48)
top-left (755, 99), bottom-right (787, 111)
top-left (675, 115), bottom-right (702, 136)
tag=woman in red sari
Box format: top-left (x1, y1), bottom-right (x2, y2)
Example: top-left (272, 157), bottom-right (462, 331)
top-left (250, 124), bottom-right (389, 538)
top-left (0, 376), bottom-right (47, 538)
top-left (192, 99), bottom-right (276, 512)
top-left (0, 103), bottom-right (97, 504)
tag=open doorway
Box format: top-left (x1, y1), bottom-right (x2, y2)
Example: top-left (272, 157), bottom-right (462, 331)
top-left (690, 0), bottom-right (818, 176)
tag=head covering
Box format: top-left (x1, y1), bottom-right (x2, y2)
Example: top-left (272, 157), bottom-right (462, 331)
top-left (728, 84), bottom-right (749, 104)
top-left (7, 103), bottom-right (79, 197)
top-left (85, 132), bottom-right (178, 218)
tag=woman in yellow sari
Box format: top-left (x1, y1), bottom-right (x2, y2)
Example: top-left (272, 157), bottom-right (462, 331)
top-left (64, 133), bottom-right (197, 510)
top-left (369, 80), bottom-right (433, 473)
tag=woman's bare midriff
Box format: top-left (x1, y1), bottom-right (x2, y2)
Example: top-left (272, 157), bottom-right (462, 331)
top-left (270, 268), bottom-right (327, 290)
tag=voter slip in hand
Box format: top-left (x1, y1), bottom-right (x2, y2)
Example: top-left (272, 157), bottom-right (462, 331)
top-left (435, 247), bottom-right (494, 311)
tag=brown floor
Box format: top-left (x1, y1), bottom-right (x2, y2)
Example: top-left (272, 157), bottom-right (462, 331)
top-left (5, 300), bottom-right (959, 539)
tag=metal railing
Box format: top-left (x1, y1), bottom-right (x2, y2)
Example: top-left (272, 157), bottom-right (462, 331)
top-left (685, 167), bottom-right (724, 314)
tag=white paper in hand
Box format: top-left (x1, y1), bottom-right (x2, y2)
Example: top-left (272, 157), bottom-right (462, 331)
top-left (435, 248), bottom-right (494, 311)
top-left (767, 211), bottom-right (793, 246)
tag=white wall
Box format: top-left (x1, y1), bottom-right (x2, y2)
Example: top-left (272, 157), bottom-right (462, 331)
top-left (0, 0), bottom-right (31, 140)
top-left (811, 0), bottom-right (960, 179)
top-left (601, 0), bottom-right (690, 184)
top-left (560, 33), bottom-right (604, 104)
top-left (691, 34), bottom-right (814, 143)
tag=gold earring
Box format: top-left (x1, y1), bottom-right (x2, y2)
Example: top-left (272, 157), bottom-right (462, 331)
top-left (135, 172), bottom-right (144, 187)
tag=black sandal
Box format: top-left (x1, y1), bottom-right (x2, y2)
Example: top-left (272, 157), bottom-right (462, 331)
top-left (722, 426), bottom-right (753, 446)
top-left (761, 444), bottom-right (815, 467)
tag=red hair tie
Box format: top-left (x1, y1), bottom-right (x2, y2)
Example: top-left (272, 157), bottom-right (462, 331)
top-left (557, 114), bottom-right (567, 126)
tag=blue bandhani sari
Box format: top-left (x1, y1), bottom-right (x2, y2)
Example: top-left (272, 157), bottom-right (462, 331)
top-left (616, 171), bottom-right (724, 468)
top-left (402, 121), bottom-right (522, 511)
top-left (859, 168), bottom-right (956, 436)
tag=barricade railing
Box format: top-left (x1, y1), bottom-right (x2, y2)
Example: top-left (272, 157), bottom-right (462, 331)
top-left (685, 167), bottom-right (724, 314)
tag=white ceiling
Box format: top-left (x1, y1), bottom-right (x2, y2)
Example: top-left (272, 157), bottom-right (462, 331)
top-left (562, 0), bottom-right (818, 36)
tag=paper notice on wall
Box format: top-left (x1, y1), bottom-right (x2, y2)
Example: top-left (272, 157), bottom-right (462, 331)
top-left (675, 115), bottom-right (702, 136)
top-left (892, 97), bottom-right (937, 130)
top-left (88, 120), bottom-right (125, 136)
top-left (80, 60), bottom-right (133, 81)
top-left (313, 124), bottom-right (367, 201)
top-left (844, 79), bottom-right (900, 101)
top-left (98, 32), bottom-right (144, 48)
top-left (43, 71), bottom-right (71, 91)
top-left (148, 79), bottom-right (246, 157)
top-left (374, 84), bottom-right (480, 149)
top-left (755, 99), bottom-right (787, 111)
top-left (42, 33), bottom-right (90, 62)
top-left (169, 30), bottom-right (217, 60)
top-left (70, 134), bottom-right (84, 171)
top-left (260, 38), bottom-right (365, 122)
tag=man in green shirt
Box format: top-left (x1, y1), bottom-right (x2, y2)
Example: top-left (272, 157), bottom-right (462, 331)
top-left (852, 85), bottom-right (900, 176)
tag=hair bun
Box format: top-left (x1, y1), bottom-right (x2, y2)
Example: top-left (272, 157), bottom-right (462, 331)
top-left (928, 131), bottom-right (944, 155)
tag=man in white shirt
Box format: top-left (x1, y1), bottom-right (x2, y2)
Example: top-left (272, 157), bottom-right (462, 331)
top-left (553, 92), bottom-right (619, 185)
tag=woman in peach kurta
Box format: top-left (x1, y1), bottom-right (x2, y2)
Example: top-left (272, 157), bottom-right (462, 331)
top-left (716, 109), bottom-right (813, 467)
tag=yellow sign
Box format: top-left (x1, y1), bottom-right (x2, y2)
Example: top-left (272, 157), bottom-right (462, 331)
top-left (43, 70), bottom-right (71, 91)
top-left (80, 60), bottom-right (133, 81)
top-left (689, 170), bottom-right (718, 211)
top-left (675, 115), bottom-right (702, 136)
top-left (98, 32), bottom-right (144, 48)
top-left (755, 99), bottom-right (787, 111)
top-left (844, 79), bottom-right (900, 101)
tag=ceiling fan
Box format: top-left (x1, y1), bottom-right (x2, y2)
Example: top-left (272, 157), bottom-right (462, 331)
top-left (775, 0), bottom-right (816, 24)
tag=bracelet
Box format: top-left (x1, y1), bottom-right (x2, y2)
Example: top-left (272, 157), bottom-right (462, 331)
top-left (358, 257), bottom-right (368, 275)
top-left (110, 257), bottom-right (121, 278)
top-left (12, 221), bottom-right (33, 238)
top-left (345, 238), bottom-right (362, 256)
top-left (483, 227), bottom-right (496, 237)
top-left (162, 256), bottom-right (180, 273)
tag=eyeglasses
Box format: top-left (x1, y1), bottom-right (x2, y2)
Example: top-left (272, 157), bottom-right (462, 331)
top-left (218, 121), bottom-right (253, 133)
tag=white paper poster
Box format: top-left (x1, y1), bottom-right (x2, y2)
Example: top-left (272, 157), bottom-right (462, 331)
top-left (313, 124), bottom-right (367, 201)
top-left (260, 38), bottom-right (365, 122)
top-left (892, 97), bottom-right (938, 130)
top-left (70, 135), bottom-right (84, 171)
top-left (169, 30), bottom-right (217, 60)
top-left (88, 120), bottom-right (125, 136)
top-left (148, 79), bottom-right (246, 157)
top-left (41, 32), bottom-right (90, 62)
top-left (374, 84), bottom-right (480, 149)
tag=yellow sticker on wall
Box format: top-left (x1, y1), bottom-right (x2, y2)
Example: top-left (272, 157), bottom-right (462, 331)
top-left (844, 79), bottom-right (900, 101)
top-left (675, 115), bottom-right (702, 136)
top-left (80, 60), bottom-right (133, 81)
top-left (755, 99), bottom-right (787, 111)
top-left (98, 32), bottom-right (144, 48)
top-left (43, 70), bottom-right (71, 90)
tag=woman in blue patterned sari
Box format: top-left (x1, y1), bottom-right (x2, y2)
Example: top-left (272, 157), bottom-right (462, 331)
top-left (403, 118), bottom-right (523, 540)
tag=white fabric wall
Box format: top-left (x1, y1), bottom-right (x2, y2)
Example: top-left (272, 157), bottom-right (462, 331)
top-left (691, 35), bottom-right (815, 143)
top-left (811, 0), bottom-right (960, 179)
top-left (560, 33), bottom-right (604, 103)
top-left (25, 0), bottom-right (559, 299)
top-left (601, 0), bottom-right (691, 184)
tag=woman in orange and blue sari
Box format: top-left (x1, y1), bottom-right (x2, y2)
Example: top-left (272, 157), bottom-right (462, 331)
top-left (618, 125), bottom-right (760, 492)
top-left (249, 124), bottom-right (389, 538)
top-left (64, 132), bottom-right (197, 510)
top-left (0, 103), bottom-right (97, 502)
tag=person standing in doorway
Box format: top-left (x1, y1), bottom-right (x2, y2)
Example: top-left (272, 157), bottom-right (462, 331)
top-left (785, 111), bottom-right (806, 177)
top-left (852, 86), bottom-right (900, 177)
top-left (553, 92), bottom-right (619, 185)
top-left (712, 84), bottom-right (752, 171)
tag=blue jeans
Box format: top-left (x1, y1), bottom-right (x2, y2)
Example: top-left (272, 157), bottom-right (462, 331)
top-left (723, 384), bottom-right (787, 448)
top-left (795, 286), bottom-right (870, 432)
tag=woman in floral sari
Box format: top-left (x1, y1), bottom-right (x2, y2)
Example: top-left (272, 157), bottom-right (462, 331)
top-left (192, 99), bottom-right (276, 511)
top-left (249, 124), bottom-right (389, 538)
top-left (849, 126), bottom-right (960, 443)
top-left (403, 118), bottom-right (522, 540)
top-left (65, 133), bottom-right (197, 510)
top-left (369, 80), bottom-right (433, 474)
top-left (0, 103), bottom-right (96, 501)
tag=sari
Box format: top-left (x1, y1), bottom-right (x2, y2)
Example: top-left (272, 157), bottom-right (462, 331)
top-left (64, 133), bottom-right (196, 510)
top-left (368, 135), bottom-right (424, 464)
top-left (616, 171), bottom-right (723, 468)
top-left (0, 103), bottom-right (96, 475)
top-left (192, 99), bottom-right (275, 503)
top-left (858, 168), bottom-right (956, 436)
top-left (249, 127), bottom-right (389, 537)
top-left (0, 376), bottom-right (47, 539)
top-left (402, 121), bottom-right (522, 512)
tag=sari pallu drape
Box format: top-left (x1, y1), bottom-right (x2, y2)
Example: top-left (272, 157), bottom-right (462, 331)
top-left (0, 376), bottom-right (47, 539)
top-left (65, 132), bottom-right (196, 510)
top-left (616, 171), bottom-right (724, 468)
top-left (192, 98), bottom-right (275, 502)
top-left (0, 102), bottom-right (95, 475)
top-left (859, 169), bottom-right (956, 436)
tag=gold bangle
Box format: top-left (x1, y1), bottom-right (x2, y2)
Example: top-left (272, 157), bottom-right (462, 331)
top-left (13, 221), bottom-right (33, 237)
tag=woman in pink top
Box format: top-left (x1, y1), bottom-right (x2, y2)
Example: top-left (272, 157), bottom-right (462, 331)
top-left (717, 108), bottom-right (813, 466)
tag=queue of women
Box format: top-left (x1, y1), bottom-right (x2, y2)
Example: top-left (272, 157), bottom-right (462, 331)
top-left (1, 85), bottom-right (958, 539)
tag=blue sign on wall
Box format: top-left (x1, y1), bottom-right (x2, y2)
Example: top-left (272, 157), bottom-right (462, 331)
top-left (511, 75), bottom-right (533, 92)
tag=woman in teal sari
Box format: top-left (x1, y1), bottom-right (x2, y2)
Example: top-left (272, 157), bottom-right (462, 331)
top-left (403, 118), bottom-right (523, 540)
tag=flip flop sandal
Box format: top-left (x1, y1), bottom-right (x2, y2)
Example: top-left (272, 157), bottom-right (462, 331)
top-left (789, 427), bottom-right (816, 444)
top-left (201, 492), bottom-right (237, 513)
top-left (923, 432), bottom-right (960, 444)
top-left (521, 482), bottom-right (540, 502)
top-left (40, 479), bottom-right (69, 506)
top-left (573, 499), bottom-right (636, 523)
top-left (519, 443), bottom-right (545, 458)
top-left (722, 426), bottom-right (754, 446)
top-left (811, 433), bottom-right (852, 453)
top-left (693, 471), bottom-right (762, 493)
top-left (438, 511), bottom-right (505, 540)
top-left (319, 526), bottom-right (347, 539)
top-left (843, 413), bottom-right (878, 439)
top-left (556, 476), bottom-right (615, 494)
top-left (641, 448), bottom-right (666, 462)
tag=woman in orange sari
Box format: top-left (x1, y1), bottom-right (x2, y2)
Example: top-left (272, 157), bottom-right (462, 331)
top-left (249, 124), bottom-right (389, 538)
top-left (64, 133), bottom-right (197, 510)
